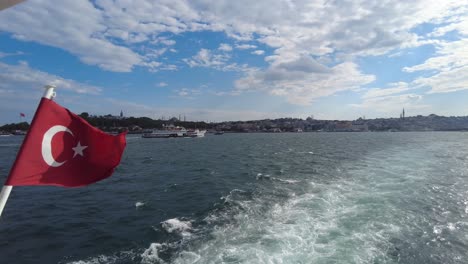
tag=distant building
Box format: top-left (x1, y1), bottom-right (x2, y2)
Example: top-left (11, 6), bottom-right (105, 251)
top-left (103, 110), bottom-right (125, 120)
top-left (351, 123), bottom-right (369, 132)
top-left (334, 121), bottom-right (353, 131)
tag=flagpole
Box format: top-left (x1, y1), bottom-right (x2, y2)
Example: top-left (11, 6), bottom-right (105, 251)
top-left (0, 85), bottom-right (56, 218)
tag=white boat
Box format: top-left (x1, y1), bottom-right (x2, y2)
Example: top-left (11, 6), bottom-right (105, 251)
top-left (142, 126), bottom-right (206, 138)
top-left (142, 128), bottom-right (186, 138)
top-left (185, 129), bottom-right (206, 138)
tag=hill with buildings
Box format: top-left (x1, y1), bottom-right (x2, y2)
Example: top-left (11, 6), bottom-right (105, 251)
top-left (3, 111), bottom-right (468, 134)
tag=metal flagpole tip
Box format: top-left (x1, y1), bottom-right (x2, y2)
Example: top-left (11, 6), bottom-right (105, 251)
top-left (43, 84), bottom-right (56, 99)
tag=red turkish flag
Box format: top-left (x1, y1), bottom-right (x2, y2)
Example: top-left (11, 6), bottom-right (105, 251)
top-left (5, 98), bottom-right (127, 187)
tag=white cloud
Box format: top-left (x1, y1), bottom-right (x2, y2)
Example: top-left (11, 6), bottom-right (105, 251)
top-left (218, 43), bottom-right (233, 52)
top-left (0, 61), bottom-right (102, 95)
top-left (1, 0), bottom-right (467, 107)
top-left (403, 39), bottom-right (468, 94)
top-left (192, 1), bottom-right (465, 62)
top-left (403, 39), bottom-right (468, 73)
top-left (160, 64), bottom-right (178, 71)
top-left (0, 0), bottom-right (142, 72)
top-left (428, 13), bottom-right (468, 37)
top-left (157, 82), bottom-right (168, 87)
top-left (174, 88), bottom-right (202, 98)
top-left (251, 50), bottom-right (265, 55)
top-left (160, 39), bottom-right (176, 46)
top-left (2, 0), bottom-right (465, 74)
top-left (350, 93), bottom-right (429, 115)
top-left (352, 81), bottom-right (442, 116)
top-left (362, 82), bottom-right (410, 99)
top-left (139, 61), bottom-right (162, 72)
top-left (182, 48), bottom-right (250, 72)
top-left (235, 44), bottom-right (257, 50)
top-left (0, 51), bottom-right (24, 58)
top-left (144, 48), bottom-right (167, 59)
top-left (183, 49), bottom-right (229, 68)
top-left (415, 66), bottom-right (468, 94)
top-left (0, 61), bottom-right (105, 123)
top-left (236, 56), bottom-right (375, 105)
top-left (178, 89), bottom-right (190, 97)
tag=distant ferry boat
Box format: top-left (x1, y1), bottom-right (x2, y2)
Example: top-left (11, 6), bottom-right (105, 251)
top-left (142, 126), bottom-right (206, 138)
top-left (13, 130), bottom-right (27, 135)
top-left (0, 131), bottom-right (12, 136)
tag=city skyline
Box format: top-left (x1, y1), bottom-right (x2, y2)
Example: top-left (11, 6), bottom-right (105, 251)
top-left (0, 1), bottom-right (467, 124)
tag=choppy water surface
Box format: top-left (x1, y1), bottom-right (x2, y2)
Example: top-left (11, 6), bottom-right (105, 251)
top-left (1, 132), bottom-right (468, 264)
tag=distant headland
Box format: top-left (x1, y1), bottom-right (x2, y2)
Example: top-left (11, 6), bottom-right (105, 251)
top-left (3, 111), bottom-right (468, 134)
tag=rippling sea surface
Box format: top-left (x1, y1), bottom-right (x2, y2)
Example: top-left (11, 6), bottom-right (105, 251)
top-left (1, 132), bottom-right (468, 264)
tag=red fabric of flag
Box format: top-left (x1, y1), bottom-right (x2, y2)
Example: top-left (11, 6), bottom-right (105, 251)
top-left (6, 98), bottom-right (127, 187)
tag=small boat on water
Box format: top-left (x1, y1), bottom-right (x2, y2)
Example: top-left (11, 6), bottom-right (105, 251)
top-left (214, 131), bottom-right (224, 135)
top-left (0, 131), bottom-right (12, 136)
top-left (12, 130), bottom-right (27, 135)
top-left (185, 129), bottom-right (207, 138)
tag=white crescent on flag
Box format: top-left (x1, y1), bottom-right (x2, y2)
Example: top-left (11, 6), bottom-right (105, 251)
top-left (41, 125), bottom-right (74, 167)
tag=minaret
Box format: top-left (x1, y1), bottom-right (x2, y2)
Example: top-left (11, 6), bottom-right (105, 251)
top-left (120, 110), bottom-right (123, 118)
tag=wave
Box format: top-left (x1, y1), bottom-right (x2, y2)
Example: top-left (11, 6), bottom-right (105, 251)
top-left (167, 181), bottom-right (401, 263)
top-left (256, 173), bottom-right (300, 184)
top-left (64, 250), bottom-right (136, 264)
top-left (141, 243), bottom-right (165, 264)
top-left (68, 143), bottom-right (468, 264)
top-left (160, 218), bottom-right (192, 237)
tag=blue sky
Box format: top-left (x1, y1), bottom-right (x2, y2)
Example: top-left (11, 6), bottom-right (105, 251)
top-left (0, 0), bottom-right (467, 124)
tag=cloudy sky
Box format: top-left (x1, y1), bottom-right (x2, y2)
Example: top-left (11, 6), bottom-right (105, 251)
top-left (0, 0), bottom-right (467, 124)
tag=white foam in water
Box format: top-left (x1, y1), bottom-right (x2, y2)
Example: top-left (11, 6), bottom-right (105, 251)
top-left (433, 222), bottom-right (458, 235)
top-left (276, 178), bottom-right (300, 184)
top-left (135, 201), bottom-right (145, 208)
top-left (60, 135), bottom-right (468, 264)
top-left (141, 243), bottom-right (165, 264)
top-left (66, 251), bottom-right (136, 264)
top-left (170, 181), bottom-right (402, 263)
top-left (161, 218), bottom-right (192, 237)
top-left (69, 138), bottom-right (468, 263)
top-left (256, 172), bottom-right (298, 184)
top-left (447, 222), bottom-right (456, 231)
top-left (173, 251), bottom-right (201, 263)
top-left (67, 256), bottom-right (117, 264)
top-left (168, 148), bottom-right (428, 264)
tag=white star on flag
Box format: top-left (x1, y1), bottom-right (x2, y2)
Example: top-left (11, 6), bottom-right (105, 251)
top-left (72, 141), bottom-right (88, 158)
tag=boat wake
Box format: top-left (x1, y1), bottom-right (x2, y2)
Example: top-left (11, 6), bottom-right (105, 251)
top-left (66, 138), bottom-right (468, 264)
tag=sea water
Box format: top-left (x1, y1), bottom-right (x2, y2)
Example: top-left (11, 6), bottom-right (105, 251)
top-left (1, 132), bottom-right (468, 263)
